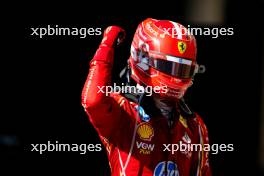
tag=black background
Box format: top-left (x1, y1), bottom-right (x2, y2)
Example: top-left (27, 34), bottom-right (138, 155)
top-left (1, 1), bottom-right (263, 175)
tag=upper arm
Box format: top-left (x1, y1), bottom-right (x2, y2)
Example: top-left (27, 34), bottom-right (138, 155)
top-left (83, 95), bottom-right (122, 138)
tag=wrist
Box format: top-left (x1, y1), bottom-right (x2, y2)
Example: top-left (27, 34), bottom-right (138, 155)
top-left (91, 45), bottom-right (115, 65)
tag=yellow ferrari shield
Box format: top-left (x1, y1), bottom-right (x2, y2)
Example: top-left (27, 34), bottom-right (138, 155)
top-left (178, 41), bottom-right (187, 54)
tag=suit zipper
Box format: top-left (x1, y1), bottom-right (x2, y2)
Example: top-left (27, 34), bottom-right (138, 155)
top-left (164, 119), bottom-right (174, 175)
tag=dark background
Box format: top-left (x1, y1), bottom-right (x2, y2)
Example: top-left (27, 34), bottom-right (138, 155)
top-left (1, 0), bottom-right (263, 175)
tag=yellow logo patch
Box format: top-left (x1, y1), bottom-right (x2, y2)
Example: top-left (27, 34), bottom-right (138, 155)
top-left (179, 115), bottom-right (188, 128)
top-left (137, 122), bottom-right (154, 141)
top-left (178, 41), bottom-right (187, 54)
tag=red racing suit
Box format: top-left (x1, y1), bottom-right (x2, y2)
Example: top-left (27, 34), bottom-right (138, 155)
top-left (81, 26), bottom-right (211, 176)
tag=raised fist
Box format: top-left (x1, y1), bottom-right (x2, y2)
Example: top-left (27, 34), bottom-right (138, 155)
top-left (101, 26), bottom-right (126, 48)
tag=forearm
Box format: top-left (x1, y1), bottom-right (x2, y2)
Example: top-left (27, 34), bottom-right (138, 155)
top-left (81, 45), bottom-right (114, 109)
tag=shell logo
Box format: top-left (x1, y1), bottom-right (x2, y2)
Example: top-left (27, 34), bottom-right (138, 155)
top-left (137, 122), bottom-right (154, 141)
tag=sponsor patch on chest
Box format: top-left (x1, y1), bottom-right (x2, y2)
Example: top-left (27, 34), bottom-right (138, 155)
top-left (136, 141), bottom-right (155, 155)
top-left (137, 122), bottom-right (154, 141)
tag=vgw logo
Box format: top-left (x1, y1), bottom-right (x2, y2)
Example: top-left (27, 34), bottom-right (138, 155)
top-left (154, 161), bottom-right (179, 176)
top-left (136, 141), bottom-right (155, 154)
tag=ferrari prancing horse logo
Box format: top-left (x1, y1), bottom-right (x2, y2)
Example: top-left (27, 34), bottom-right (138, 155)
top-left (178, 41), bottom-right (187, 54)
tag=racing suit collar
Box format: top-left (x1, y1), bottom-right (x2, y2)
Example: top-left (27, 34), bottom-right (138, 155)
top-left (153, 97), bottom-right (180, 125)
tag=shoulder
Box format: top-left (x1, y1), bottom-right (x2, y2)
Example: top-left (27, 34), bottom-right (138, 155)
top-left (110, 93), bottom-right (127, 106)
top-left (195, 113), bottom-right (209, 134)
top-left (194, 113), bottom-right (209, 143)
top-left (179, 98), bottom-right (209, 134)
top-left (110, 92), bottom-right (138, 112)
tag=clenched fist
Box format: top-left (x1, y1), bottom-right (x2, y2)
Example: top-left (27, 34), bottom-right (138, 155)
top-left (100, 26), bottom-right (126, 48)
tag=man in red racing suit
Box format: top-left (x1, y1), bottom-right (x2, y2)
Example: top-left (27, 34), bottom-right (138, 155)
top-left (82, 18), bottom-right (211, 176)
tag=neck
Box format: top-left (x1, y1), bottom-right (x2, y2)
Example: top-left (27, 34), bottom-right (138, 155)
top-left (153, 97), bottom-right (179, 121)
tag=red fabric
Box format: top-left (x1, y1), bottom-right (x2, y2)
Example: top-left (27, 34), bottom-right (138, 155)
top-left (81, 28), bottom-right (211, 176)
